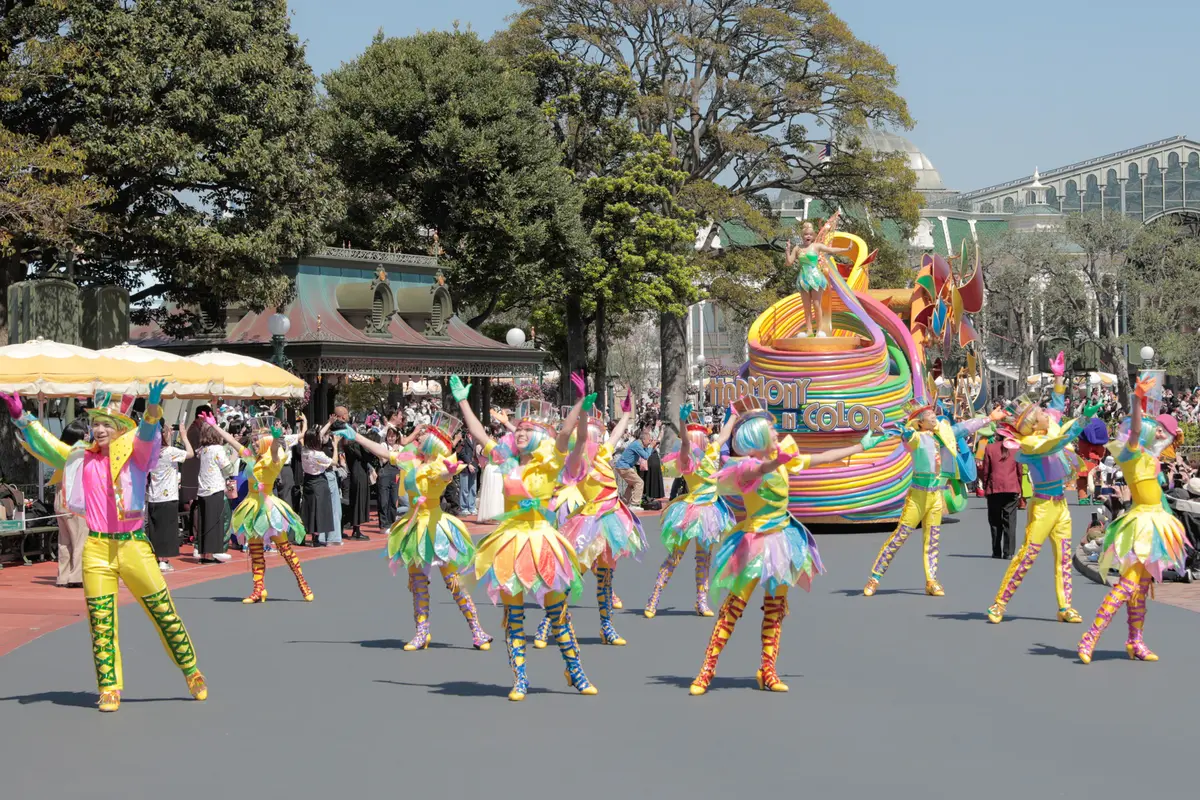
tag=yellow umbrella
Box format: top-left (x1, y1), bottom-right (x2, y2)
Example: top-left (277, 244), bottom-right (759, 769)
top-left (0, 337), bottom-right (143, 397)
top-left (187, 350), bottom-right (305, 399)
top-left (95, 344), bottom-right (222, 398)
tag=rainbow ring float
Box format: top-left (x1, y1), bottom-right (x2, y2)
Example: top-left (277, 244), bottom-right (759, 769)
top-left (722, 213), bottom-right (959, 526)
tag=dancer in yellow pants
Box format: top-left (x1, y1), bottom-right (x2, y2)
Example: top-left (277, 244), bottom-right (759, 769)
top-left (864, 401), bottom-right (1003, 597)
top-left (987, 356), bottom-right (1096, 624)
top-left (3, 383), bottom-right (206, 712)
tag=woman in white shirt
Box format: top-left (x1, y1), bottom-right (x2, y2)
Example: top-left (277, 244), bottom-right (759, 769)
top-left (194, 420), bottom-right (232, 563)
top-left (147, 425), bottom-right (195, 572)
top-left (301, 430), bottom-right (335, 546)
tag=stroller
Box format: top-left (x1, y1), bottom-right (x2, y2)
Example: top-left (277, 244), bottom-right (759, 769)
top-left (1164, 494), bottom-right (1200, 583)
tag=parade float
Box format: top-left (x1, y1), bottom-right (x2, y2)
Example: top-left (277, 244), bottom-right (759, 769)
top-left (708, 213), bottom-right (986, 525)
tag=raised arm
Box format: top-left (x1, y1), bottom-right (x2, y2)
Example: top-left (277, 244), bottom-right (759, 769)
top-left (490, 407), bottom-right (517, 433)
top-left (400, 425), bottom-right (424, 447)
top-left (565, 393), bottom-right (590, 479)
top-left (808, 428), bottom-right (895, 467)
top-left (450, 375), bottom-right (496, 452)
top-left (1129, 374), bottom-right (1155, 445)
top-left (814, 242), bottom-right (853, 256)
top-left (608, 390), bottom-right (634, 445)
top-left (180, 424), bottom-right (196, 460)
top-left (333, 426), bottom-right (393, 463)
top-left (299, 412), bottom-right (308, 438)
top-left (676, 401), bottom-right (696, 474)
top-left (558, 372), bottom-right (592, 454)
top-left (0, 392), bottom-right (72, 470)
top-left (713, 408), bottom-right (738, 450)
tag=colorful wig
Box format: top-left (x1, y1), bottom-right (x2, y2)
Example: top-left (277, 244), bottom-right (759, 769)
top-left (732, 415), bottom-right (774, 457)
top-left (419, 431), bottom-right (452, 460)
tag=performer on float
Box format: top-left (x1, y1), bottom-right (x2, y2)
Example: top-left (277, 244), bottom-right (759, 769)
top-left (453, 374), bottom-right (597, 700)
top-left (1078, 374), bottom-right (1188, 663)
top-left (204, 416), bottom-right (314, 604)
top-left (986, 353), bottom-right (1097, 624)
top-left (785, 220), bottom-right (851, 338)
top-left (691, 396), bottom-right (892, 696)
top-left (644, 402), bottom-right (737, 619)
top-left (863, 399), bottom-right (1005, 598)
top-left (337, 414), bottom-right (493, 651)
top-left (1, 384), bottom-right (207, 712)
top-left (532, 379), bottom-right (643, 647)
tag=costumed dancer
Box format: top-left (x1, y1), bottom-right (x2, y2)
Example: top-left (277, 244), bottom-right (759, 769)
top-left (785, 220), bottom-right (851, 338)
top-left (863, 400), bottom-right (1005, 598)
top-left (1075, 415), bottom-right (1109, 504)
top-left (207, 416), bottom-right (314, 604)
top-left (338, 414), bottom-right (493, 651)
top-left (1078, 373), bottom-right (1188, 663)
top-left (453, 374), bottom-right (598, 700)
top-left (1, 384), bottom-right (207, 712)
top-left (532, 378), bottom-right (644, 648)
top-left (644, 402), bottom-right (737, 619)
top-left (986, 355), bottom-right (1097, 624)
top-left (690, 396), bottom-right (892, 695)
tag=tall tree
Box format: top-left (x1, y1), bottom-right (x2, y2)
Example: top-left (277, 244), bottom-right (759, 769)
top-left (321, 29), bottom-right (591, 328)
top-left (0, 0), bottom-right (332, 335)
top-left (1124, 217), bottom-right (1200, 382)
top-left (1063, 212), bottom-right (1143, 400)
top-left (0, 0), bottom-right (111, 341)
top-left (516, 0), bottom-right (922, 445)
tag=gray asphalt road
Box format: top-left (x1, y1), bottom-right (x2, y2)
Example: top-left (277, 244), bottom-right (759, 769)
top-left (1, 500), bottom-right (1195, 800)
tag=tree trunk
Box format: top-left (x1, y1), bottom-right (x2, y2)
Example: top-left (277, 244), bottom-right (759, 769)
top-left (659, 309), bottom-right (688, 453)
top-left (0, 255), bottom-right (36, 484)
top-left (564, 292), bottom-right (588, 405)
top-left (594, 296), bottom-right (609, 414)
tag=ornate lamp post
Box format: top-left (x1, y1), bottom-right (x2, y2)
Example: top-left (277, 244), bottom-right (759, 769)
top-left (1140, 345), bottom-right (1156, 369)
top-left (268, 312), bottom-right (291, 368)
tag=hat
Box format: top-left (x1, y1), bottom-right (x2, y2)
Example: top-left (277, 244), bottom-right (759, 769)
top-left (684, 409), bottom-right (709, 435)
top-left (514, 399), bottom-right (559, 433)
top-left (425, 409), bottom-right (463, 449)
top-left (1156, 413), bottom-right (1180, 439)
top-left (903, 399), bottom-right (935, 422)
top-left (730, 394), bottom-right (774, 425)
top-left (1002, 394), bottom-right (1041, 436)
top-left (1187, 477), bottom-right (1200, 498)
top-left (86, 391), bottom-right (136, 433)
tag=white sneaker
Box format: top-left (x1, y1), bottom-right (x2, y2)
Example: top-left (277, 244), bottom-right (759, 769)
top-left (816, 330), bottom-right (827, 338)
top-left (212, 553), bottom-right (232, 562)
top-left (158, 561), bottom-right (174, 573)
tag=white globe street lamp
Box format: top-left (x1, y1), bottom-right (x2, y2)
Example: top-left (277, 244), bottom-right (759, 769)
top-left (506, 328), bottom-right (527, 347)
top-left (268, 312), bottom-right (291, 369)
top-left (1139, 345), bottom-right (1155, 367)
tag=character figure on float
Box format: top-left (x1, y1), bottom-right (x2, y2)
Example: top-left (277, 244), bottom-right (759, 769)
top-left (532, 378), bottom-right (644, 648)
top-left (862, 400), bottom-right (1005, 598)
top-left (785, 220), bottom-right (851, 338)
top-left (338, 412), bottom-right (493, 651)
top-left (644, 402), bottom-right (737, 619)
top-left (453, 374), bottom-right (598, 700)
top-left (985, 353), bottom-right (1097, 625)
top-left (212, 415), bottom-right (315, 604)
top-left (1, 384), bottom-right (207, 713)
top-left (1079, 372), bottom-right (1189, 663)
top-left (690, 396), bottom-right (892, 696)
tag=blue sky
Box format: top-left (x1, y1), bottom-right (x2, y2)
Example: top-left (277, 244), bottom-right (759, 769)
top-left (288, 0), bottom-right (1200, 192)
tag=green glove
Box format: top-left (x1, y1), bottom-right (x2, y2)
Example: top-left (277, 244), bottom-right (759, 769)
top-left (859, 429), bottom-right (892, 450)
top-left (679, 402), bottom-right (694, 423)
top-left (449, 375), bottom-right (471, 403)
top-left (1081, 400), bottom-right (1102, 419)
top-left (582, 393), bottom-right (597, 412)
top-left (270, 424), bottom-right (283, 439)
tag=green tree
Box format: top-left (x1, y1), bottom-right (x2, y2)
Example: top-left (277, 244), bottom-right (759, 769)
top-left (1124, 217), bottom-right (1200, 383)
top-left (515, 0), bottom-right (922, 445)
top-left (0, 0), bottom-right (332, 335)
top-left (321, 30), bottom-right (591, 328)
top-left (1063, 212), bottom-right (1143, 400)
top-left (0, 0), bottom-right (111, 340)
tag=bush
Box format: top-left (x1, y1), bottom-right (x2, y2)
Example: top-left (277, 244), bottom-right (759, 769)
top-left (490, 382), bottom-right (517, 408)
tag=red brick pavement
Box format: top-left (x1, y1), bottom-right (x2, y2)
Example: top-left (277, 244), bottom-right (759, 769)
top-left (0, 508), bottom-right (664, 657)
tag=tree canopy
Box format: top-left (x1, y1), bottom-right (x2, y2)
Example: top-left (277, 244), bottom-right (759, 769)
top-left (321, 29), bottom-right (591, 328)
top-left (1, 0), bottom-right (332, 334)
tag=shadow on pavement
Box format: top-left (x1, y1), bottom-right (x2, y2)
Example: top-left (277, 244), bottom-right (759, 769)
top-left (929, 611), bottom-right (1059, 623)
top-left (374, 679), bottom-right (557, 698)
top-left (0, 691), bottom-right (190, 708)
top-left (284, 638), bottom-right (475, 651)
top-left (647, 674), bottom-right (802, 691)
top-left (1028, 642), bottom-right (1124, 662)
top-left (945, 553), bottom-right (1001, 560)
top-left (830, 588), bottom-right (926, 597)
top-left (208, 596), bottom-right (301, 603)
top-left (632, 608), bottom-right (710, 618)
